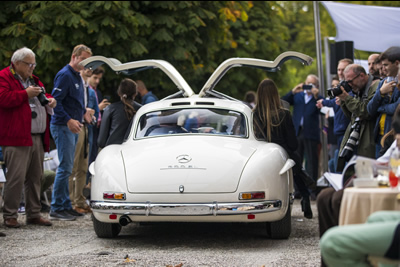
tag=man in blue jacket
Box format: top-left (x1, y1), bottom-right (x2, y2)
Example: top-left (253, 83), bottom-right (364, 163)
top-left (282, 74), bottom-right (323, 185)
top-left (136, 80), bottom-right (158, 104)
top-left (316, 58), bottom-right (353, 172)
top-left (49, 44), bottom-right (92, 221)
top-left (367, 46), bottom-right (400, 158)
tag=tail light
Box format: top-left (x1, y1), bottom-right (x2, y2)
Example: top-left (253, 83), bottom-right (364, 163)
top-left (103, 192), bottom-right (126, 200)
top-left (239, 191), bottom-right (265, 200)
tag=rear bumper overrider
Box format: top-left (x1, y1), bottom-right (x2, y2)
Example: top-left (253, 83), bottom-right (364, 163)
top-left (90, 200), bottom-right (282, 216)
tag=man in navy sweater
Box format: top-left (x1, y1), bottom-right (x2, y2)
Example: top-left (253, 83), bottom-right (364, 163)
top-left (49, 44), bottom-right (92, 221)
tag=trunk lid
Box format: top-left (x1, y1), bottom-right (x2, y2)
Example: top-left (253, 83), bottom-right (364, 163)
top-left (121, 136), bottom-right (256, 193)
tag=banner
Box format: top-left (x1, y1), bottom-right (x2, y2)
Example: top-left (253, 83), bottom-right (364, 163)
top-left (322, 2), bottom-right (400, 52)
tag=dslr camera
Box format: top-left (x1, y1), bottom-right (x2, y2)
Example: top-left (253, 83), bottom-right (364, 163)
top-left (37, 86), bottom-right (50, 106)
top-left (327, 80), bottom-right (352, 99)
top-left (339, 119), bottom-right (361, 162)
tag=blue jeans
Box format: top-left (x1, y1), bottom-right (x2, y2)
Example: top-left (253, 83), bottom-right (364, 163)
top-left (50, 124), bottom-right (78, 212)
top-left (328, 149), bottom-right (339, 173)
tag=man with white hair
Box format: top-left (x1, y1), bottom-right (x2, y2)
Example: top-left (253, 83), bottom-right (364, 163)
top-left (0, 47), bottom-right (57, 228)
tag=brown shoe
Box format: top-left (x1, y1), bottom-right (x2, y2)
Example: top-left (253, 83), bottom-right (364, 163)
top-left (26, 217), bottom-right (52, 226)
top-left (4, 218), bottom-right (21, 228)
top-left (74, 205), bottom-right (91, 213)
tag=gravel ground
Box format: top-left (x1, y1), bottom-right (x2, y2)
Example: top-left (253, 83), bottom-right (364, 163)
top-left (0, 199), bottom-right (321, 267)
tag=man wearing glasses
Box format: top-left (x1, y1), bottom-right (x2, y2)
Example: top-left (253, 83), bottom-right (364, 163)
top-left (0, 47), bottom-right (57, 228)
top-left (336, 64), bottom-right (379, 171)
top-left (317, 64), bottom-right (379, 267)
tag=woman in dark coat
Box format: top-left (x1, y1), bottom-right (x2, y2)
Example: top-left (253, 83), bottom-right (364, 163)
top-left (98, 78), bottom-right (142, 148)
top-left (253, 78), bottom-right (314, 219)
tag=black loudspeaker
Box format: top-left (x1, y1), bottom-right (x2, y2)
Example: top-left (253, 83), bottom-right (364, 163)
top-left (330, 41), bottom-right (354, 74)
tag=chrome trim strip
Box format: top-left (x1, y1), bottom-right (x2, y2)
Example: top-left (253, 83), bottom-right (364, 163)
top-left (90, 200), bottom-right (282, 216)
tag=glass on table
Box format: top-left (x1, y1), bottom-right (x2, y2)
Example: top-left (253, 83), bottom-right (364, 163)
top-left (389, 170), bottom-right (399, 188)
top-left (389, 147), bottom-right (400, 189)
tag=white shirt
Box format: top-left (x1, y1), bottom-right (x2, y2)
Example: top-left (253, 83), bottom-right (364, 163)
top-left (377, 139), bottom-right (397, 163)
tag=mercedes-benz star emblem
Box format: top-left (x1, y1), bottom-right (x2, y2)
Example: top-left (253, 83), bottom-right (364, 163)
top-left (177, 154), bottom-right (192, 163)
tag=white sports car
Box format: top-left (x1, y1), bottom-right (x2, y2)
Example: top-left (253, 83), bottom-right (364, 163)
top-left (81, 52), bottom-right (313, 239)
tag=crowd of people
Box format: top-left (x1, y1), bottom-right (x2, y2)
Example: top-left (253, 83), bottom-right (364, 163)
top-left (0, 45), bottom-right (158, 236)
top-left (245, 46), bottom-right (400, 266)
top-left (0, 44), bottom-right (399, 265)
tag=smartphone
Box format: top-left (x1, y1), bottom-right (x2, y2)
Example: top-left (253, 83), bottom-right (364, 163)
top-left (387, 76), bottom-right (398, 83)
top-left (103, 95), bottom-right (111, 102)
top-left (302, 84), bottom-right (313, 90)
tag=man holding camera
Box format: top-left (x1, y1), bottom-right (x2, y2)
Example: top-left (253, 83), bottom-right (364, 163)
top-left (367, 46), bottom-right (400, 158)
top-left (317, 59), bottom-right (353, 157)
top-left (282, 74), bottom-right (323, 187)
top-left (336, 64), bottom-right (378, 171)
top-left (0, 47), bottom-right (56, 228)
top-left (316, 64), bottom-right (378, 267)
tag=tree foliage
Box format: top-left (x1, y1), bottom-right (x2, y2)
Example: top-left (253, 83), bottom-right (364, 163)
top-left (0, 1), bottom-right (398, 101)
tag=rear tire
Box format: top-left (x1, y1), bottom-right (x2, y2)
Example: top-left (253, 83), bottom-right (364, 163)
top-left (92, 214), bottom-right (121, 238)
top-left (266, 204), bottom-right (292, 239)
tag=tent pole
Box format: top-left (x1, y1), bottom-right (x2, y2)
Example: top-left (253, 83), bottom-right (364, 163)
top-left (324, 36), bottom-right (332, 91)
top-left (314, 1), bottom-right (329, 177)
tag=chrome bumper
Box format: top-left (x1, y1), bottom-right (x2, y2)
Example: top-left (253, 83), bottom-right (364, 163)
top-left (90, 200), bottom-right (282, 216)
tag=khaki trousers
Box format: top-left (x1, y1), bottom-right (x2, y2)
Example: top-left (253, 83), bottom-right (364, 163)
top-left (2, 135), bottom-right (44, 219)
top-left (69, 125), bottom-right (89, 208)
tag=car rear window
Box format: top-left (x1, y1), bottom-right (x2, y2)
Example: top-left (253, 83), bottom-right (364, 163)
top-left (135, 108), bottom-right (247, 138)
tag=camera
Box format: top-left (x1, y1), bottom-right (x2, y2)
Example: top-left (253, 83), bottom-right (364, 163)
top-left (302, 84), bottom-right (313, 90)
top-left (327, 80), bottom-right (352, 99)
top-left (339, 119), bottom-right (361, 162)
top-left (37, 87), bottom-right (50, 106)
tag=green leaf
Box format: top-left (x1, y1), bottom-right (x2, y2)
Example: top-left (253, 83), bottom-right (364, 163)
top-left (151, 28), bottom-right (174, 42)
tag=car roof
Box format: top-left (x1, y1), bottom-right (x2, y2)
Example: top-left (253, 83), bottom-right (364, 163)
top-left (80, 51), bottom-right (313, 102)
top-left (134, 94), bottom-right (252, 116)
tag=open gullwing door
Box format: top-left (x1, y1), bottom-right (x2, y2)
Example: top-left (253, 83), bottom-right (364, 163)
top-left (198, 51), bottom-right (313, 99)
top-left (80, 56), bottom-right (195, 98)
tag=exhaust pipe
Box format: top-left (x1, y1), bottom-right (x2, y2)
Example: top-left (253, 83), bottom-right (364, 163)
top-left (119, 215), bottom-right (132, 226)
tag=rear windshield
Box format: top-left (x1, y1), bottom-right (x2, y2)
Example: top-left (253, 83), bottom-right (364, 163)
top-left (135, 108), bottom-right (247, 138)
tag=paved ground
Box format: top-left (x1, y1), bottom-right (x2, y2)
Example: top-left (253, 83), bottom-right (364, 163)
top-left (0, 199), bottom-right (321, 267)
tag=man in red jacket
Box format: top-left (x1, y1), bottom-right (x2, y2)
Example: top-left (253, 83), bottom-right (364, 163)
top-left (0, 47), bottom-right (56, 228)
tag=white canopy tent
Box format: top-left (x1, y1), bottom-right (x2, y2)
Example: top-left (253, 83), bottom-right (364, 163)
top-left (319, 1), bottom-right (400, 87)
top-left (322, 1), bottom-right (400, 53)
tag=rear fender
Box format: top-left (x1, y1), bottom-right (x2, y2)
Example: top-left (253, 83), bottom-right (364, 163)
top-left (238, 144), bottom-right (290, 202)
top-left (91, 145), bottom-right (126, 200)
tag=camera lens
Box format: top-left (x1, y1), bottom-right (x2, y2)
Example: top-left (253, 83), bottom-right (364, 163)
top-left (37, 87), bottom-right (49, 106)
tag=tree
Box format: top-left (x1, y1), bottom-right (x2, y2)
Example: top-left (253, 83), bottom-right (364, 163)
top-left (1, 1), bottom-right (399, 100)
top-left (0, 1), bottom-right (258, 100)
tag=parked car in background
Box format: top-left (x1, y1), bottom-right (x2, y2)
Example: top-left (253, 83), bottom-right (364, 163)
top-left (81, 52), bottom-right (313, 239)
